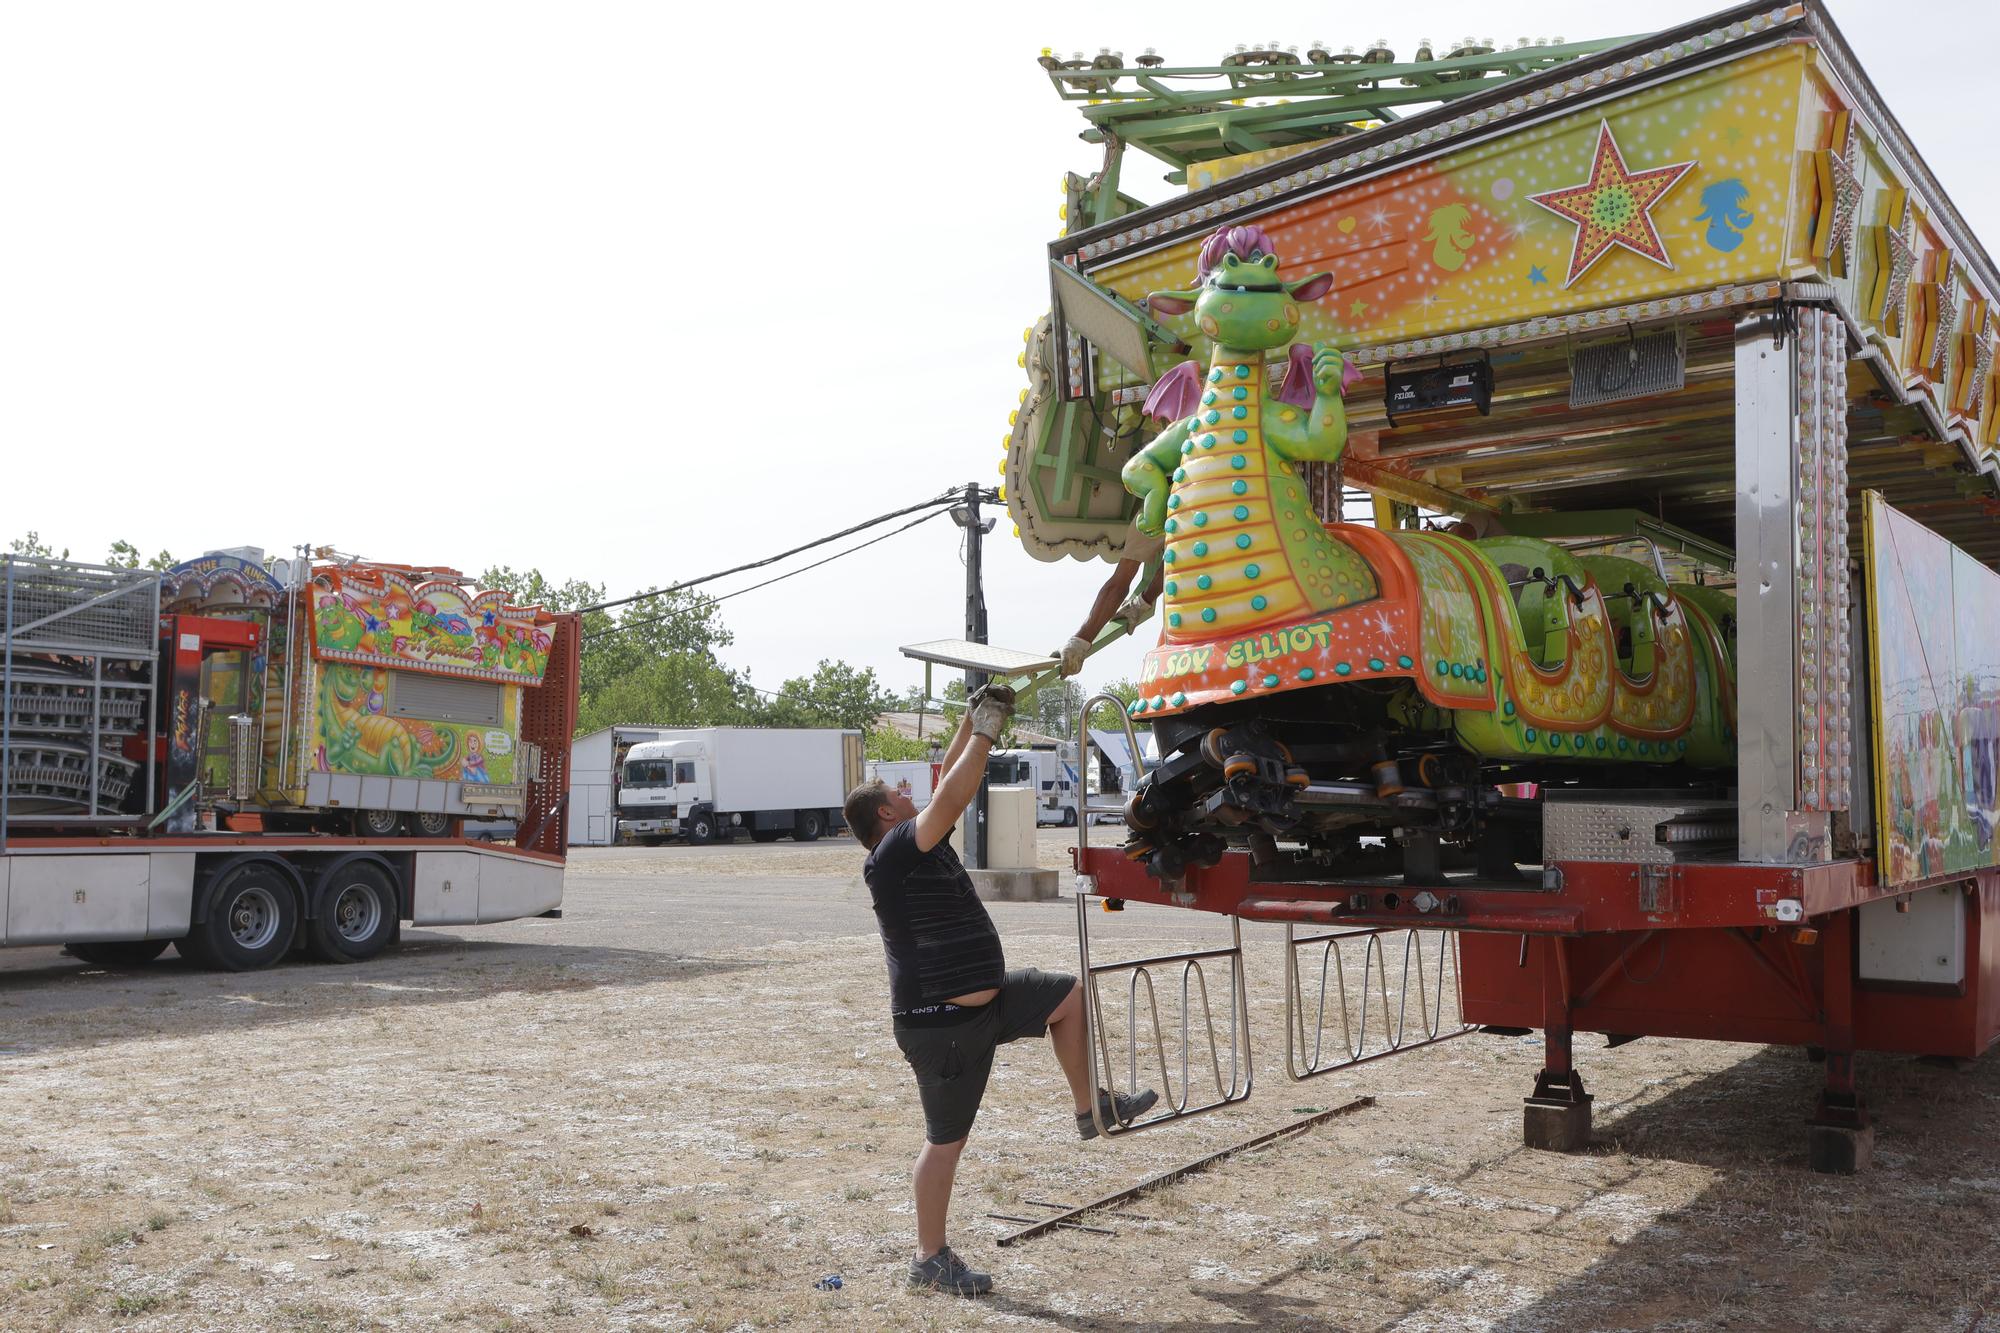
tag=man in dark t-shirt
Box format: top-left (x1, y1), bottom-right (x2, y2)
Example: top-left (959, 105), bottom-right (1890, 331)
top-left (846, 684), bottom-right (1155, 1296)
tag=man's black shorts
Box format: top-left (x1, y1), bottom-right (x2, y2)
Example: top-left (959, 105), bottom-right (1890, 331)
top-left (892, 967), bottom-right (1075, 1145)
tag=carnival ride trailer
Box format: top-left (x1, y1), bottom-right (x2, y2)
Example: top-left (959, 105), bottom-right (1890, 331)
top-left (1, 554), bottom-right (581, 971)
top-left (1009, 2), bottom-right (2000, 1171)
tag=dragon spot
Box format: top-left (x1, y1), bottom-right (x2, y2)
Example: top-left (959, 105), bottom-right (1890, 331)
top-left (1233, 505), bottom-right (1250, 520)
top-left (1236, 534), bottom-right (1252, 550)
top-left (1202, 608), bottom-right (1217, 623)
top-left (1232, 479), bottom-right (1248, 495)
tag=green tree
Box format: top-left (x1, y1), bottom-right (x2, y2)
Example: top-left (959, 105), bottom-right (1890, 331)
top-left (478, 565), bottom-right (753, 735)
top-left (105, 540), bottom-right (177, 571)
top-left (751, 659), bottom-right (892, 731)
top-left (865, 725), bottom-right (933, 761)
top-left (8, 532), bottom-right (68, 560)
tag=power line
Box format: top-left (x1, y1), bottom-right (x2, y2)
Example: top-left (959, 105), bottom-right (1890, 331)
top-left (577, 488), bottom-right (966, 615)
top-left (584, 507), bottom-right (951, 642)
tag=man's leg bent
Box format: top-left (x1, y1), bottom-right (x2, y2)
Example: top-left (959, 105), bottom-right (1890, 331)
top-left (913, 1135), bottom-right (964, 1260)
top-left (1045, 981), bottom-right (1095, 1114)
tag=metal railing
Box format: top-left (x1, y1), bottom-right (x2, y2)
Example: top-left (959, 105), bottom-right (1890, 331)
top-left (1284, 924), bottom-right (1471, 1081)
top-left (1073, 692), bottom-right (1252, 1137)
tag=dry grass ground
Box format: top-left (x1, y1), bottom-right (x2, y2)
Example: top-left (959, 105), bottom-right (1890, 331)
top-left (2, 833), bottom-right (1998, 1331)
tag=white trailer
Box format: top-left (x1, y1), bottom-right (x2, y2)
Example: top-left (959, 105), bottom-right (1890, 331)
top-left (566, 725), bottom-right (678, 847)
top-left (867, 759), bottom-right (938, 810)
top-left (985, 747), bottom-right (1081, 827)
top-left (617, 727), bottom-right (863, 845)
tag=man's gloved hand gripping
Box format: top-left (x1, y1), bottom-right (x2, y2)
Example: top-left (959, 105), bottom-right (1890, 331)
top-left (967, 684), bottom-right (1015, 743)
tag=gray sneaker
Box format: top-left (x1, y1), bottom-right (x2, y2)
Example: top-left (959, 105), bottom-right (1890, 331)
top-left (1076, 1086), bottom-right (1160, 1139)
top-left (908, 1245), bottom-right (992, 1296)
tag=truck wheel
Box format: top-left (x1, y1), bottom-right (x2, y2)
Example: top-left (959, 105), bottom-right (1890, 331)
top-left (410, 811), bottom-right (453, 838)
top-left (308, 862), bottom-right (398, 963)
top-left (180, 865), bottom-right (300, 972)
top-left (686, 813), bottom-right (718, 845)
top-left (66, 940), bottom-right (171, 967)
top-left (355, 808), bottom-right (404, 839)
top-left (1062, 806), bottom-right (1078, 828)
top-left (794, 810), bottom-right (825, 842)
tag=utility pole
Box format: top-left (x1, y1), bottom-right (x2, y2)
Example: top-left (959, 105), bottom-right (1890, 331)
top-left (950, 483), bottom-right (997, 868)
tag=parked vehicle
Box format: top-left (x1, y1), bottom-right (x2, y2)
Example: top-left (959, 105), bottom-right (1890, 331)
top-left (0, 550), bottom-right (580, 971)
top-left (985, 747), bottom-right (1079, 826)
top-left (866, 758), bottom-right (938, 811)
top-left (617, 727), bottom-right (862, 845)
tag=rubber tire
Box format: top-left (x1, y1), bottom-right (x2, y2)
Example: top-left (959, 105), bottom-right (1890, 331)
top-left (410, 811), bottom-right (452, 838)
top-left (355, 808), bottom-right (404, 839)
top-left (685, 812), bottom-right (718, 846)
top-left (794, 810), bottom-right (825, 842)
top-left (66, 939), bottom-right (171, 968)
top-left (180, 865), bottom-right (300, 972)
top-left (749, 830), bottom-right (781, 843)
top-left (1062, 806), bottom-right (1078, 828)
top-left (306, 862), bottom-right (399, 963)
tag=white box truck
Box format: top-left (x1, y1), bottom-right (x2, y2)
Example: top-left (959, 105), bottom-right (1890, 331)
top-left (985, 747), bottom-right (1081, 827)
top-left (866, 759), bottom-right (938, 811)
top-left (618, 727), bottom-right (863, 845)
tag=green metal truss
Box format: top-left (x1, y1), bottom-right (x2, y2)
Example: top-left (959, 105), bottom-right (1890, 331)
top-left (1041, 37), bottom-right (1641, 216)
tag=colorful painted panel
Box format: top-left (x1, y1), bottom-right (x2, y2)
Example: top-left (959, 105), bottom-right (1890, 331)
top-left (1086, 47), bottom-right (1806, 355)
top-left (310, 566), bottom-right (553, 685)
top-left (1864, 492), bottom-right (2000, 886)
top-left (310, 664), bottom-right (521, 786)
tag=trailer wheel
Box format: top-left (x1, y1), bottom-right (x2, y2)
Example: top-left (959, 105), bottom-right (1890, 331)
top-left (65, 940), bottom-right (171, 968)
top-left (686, 812), bottom-right (718, 845)
top-left (410, 811), bottom-right (453, 838)
top-left (1062, 806), bottom-right (1078, 828)
top-left (307, 863), bottom-right (398, 963)
top-left (180, 864), bottom-right (300, 972)
top-left (794, 810), bottom-right (824, 842)
top-left (355, 808), bottom-right (404, 838)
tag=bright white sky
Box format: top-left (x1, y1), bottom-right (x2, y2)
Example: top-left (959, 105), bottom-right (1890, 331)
top-left (5, 1), bottom-right (1995, 704)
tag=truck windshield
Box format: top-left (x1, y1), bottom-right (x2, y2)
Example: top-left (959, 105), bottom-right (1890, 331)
top-left (624, 760), bottom-right (669, 786)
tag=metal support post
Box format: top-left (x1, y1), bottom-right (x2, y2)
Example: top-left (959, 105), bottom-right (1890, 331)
top-left (1524, 936), bottom-right (1591, 1151)
top-left (1809, 907), bottom-right (1872, 1173)
top-left (950, 484), bottom-right (996, 869)
top-left (1735, 307), bottom-right (1847, 864)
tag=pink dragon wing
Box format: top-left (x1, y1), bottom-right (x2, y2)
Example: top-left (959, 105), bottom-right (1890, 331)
top-left (1274, 344), bottom-right (1316, 409)
top-left (1141, 360), bottom-right (1203, 421)
top-left (1276, 343), bottom-right (1364, 407)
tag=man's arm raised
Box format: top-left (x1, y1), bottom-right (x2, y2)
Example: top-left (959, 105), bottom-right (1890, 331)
top-left (913, 686), bottom-right (1014, 852)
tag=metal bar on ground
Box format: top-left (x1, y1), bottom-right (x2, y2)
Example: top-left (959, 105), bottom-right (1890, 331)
top-left (985, 1213), bottom-right (1116, 1237)
top-left (996, 1096), bottom-right (1374, 1245)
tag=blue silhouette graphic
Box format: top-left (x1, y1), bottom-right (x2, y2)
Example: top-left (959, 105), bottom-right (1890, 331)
top-left (1695, 179), bottom-right (1754, 253)
top-left (1528, 264), bottom-right (1548, 286)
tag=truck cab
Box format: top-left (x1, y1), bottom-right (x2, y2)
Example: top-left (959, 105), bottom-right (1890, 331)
top-left (617, 739), bottom-right (701, 844)
top-left (985, 747), bottom-right (1080, 827)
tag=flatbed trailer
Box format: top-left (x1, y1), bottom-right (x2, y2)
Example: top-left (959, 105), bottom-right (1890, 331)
top-left (1006, 2), bottom-right (2000, 1171)
top-left (0, 835), bottom-right (566, 969)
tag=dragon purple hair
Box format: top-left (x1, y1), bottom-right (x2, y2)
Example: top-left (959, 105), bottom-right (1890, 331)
top-left (1197, 224), bottom-right (1278, 277)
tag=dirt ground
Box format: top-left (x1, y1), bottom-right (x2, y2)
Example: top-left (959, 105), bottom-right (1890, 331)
top-left (3, 831), bottom-right (1999, 1331)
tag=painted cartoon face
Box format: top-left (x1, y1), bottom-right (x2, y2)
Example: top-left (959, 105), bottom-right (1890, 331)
top-left (1182, 252), bottom-right (1307, 350)
top-left (465, 732), bottom-right (485, 760)
top-left (1147, 226), bottom-right (1335, 352)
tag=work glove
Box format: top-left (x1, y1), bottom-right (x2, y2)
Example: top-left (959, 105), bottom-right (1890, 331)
top-left (1114, 592), bottom-right (1155, 629)
top-left (1054, 635), bottom-right (1092, 677)
top-left (968, 684), bottom-right (1015, 743)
